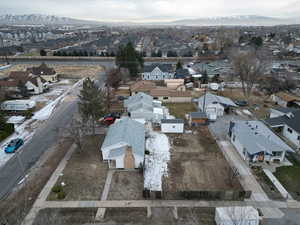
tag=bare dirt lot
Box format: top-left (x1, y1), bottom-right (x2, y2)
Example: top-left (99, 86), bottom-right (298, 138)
top-left (164, 127), bottom-right (242, 198)
top-left (33, 207), bottom-right (215, 225)
top-left (47, 135), bottom-right (108, 201)
top-left (108, 171), bottom-right (144, 200)
top-left (0, 64), bottom-right (104, 79)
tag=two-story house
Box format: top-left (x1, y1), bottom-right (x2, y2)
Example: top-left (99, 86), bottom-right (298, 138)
top-left (141, 64), bottom-right (175, 80)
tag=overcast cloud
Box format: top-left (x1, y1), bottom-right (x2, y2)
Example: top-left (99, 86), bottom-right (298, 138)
top-left (0, 0), bottom-right (299, 21)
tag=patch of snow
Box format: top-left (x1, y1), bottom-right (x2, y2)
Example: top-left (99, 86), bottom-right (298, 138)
top-left (32, 94), bottom-right (64, 120)
top-left (144, 132), bottom-right (170, 191)
top-left (7, 116), bottom-right (26, 124)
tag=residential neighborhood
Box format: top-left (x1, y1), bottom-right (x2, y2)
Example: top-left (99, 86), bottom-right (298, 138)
top-left (3, 3), bottom-right (300, 225)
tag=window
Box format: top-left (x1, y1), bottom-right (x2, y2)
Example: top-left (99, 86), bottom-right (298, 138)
top-left (272, 151), bottom-right (282, 157)
top-left (287, 128), bottom-right (293, 133)
top-left (172, 125), bottom-right (176, 128)
top-left (233, 135), bottom-right (236, 141)
top-left (163, 96), bottom-right (169, 100)
top-left (154, 97), bottom-right (158, 100)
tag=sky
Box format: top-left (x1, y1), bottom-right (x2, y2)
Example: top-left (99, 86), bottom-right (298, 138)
top-left (0, 0), bottom-right (300, 22)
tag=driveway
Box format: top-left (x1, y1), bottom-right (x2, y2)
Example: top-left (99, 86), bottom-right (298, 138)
top-left (209, 114), bottom-right (269, 202)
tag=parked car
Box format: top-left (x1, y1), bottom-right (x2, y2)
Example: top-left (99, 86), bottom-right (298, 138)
top-left (5, 138), bottom-right (24, 153)
top-left (235, 100), bottom-right (248, 107)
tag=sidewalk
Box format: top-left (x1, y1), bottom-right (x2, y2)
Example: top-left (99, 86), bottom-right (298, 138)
top-left (217, 141), bottom-right (269, 202)
top-left (263, 169), bottom-right (294, 201)
top-left (22, 143), bottom-right (77, 225)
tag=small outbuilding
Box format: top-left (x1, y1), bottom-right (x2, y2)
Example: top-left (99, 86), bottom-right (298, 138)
top-left (215, 206), bottom-right (259, 225)
top-left (189, 112), bottom-right (208, 126)
top-left (161, 119), bottom-right (184, 133)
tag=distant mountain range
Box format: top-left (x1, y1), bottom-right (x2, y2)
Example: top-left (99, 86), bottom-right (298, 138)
top-left (2, 14), bottom-right (300, 26)
top-left (0, 14), bottom-right (102, 25)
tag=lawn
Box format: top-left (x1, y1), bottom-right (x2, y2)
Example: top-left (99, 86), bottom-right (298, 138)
top-left (47, 135), bottom-right (108, 201)
top-left (273, 154), bottom-right (300, 200)
top-left (163, 103), bottom-right (197, 119)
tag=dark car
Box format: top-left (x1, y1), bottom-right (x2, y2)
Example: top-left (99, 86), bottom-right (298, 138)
top-left (5, 138), bottom-right (24, 153)
top-left (235, 100), bottom-right (248, 107)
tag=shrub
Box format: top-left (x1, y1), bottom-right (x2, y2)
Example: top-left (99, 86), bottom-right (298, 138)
top-left (52, 184), bottom-right (63, 193)
top-left (0, 123), bottom-right (14, 142)
top-left (57, 191), bottom-right (66, 199)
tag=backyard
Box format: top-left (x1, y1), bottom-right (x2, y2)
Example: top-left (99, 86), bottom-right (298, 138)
top-left (163, 102), bottom-right (197, 119)
top-left (163, 127), bottom-right (243, 199)
top-left (33, 207), bottom-right (215, 225)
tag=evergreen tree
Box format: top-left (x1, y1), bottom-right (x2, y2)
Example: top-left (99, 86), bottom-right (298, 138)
top-left (176, 60), bottom-right (183, 70)
top-left (78, 78), bottom-right (105, 134)
top-left (40, 49), bottom-right (47, 56)
top-left (115, 42), bottom-right (144, 78)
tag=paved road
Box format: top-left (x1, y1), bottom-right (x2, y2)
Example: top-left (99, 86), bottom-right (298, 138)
top-left (0, 94), bottom-right (78, 200)
top-left (0, 68), bottom-right (108, 200)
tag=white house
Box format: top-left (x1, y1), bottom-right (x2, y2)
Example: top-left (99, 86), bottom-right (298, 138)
top-left (270, 92), bottom-right (300, 108)
top-left (198, 93), bottom-right (237, 120)
top-left (229, 120), bottom-right (293, 162)
top-left (124, 92), bottom-right (167, 123)
top-left (161, 119), bottom-right (184, 133)
top-left (101, 117), bottom-right (145, 169)
top-left (142, 64), bottom-right (175, 80)
top-left (215, 206), bottom-right (259, 225)
top-left (265, 110), bottom-right (300, 149)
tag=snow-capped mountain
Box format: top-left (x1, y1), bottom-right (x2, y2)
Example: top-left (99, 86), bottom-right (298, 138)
top-left (171, 15), bottom-right (299, 26)
top-left (0, 14), bottom-right (101, 25)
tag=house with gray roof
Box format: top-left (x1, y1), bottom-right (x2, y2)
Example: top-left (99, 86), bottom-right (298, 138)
top-left (124, 92), bottom-right (166, 122)
top-left (101, 117), bottom-right (145, 169)
top-left (229, 120), bottom-right (293, 163)
top-left (142, 63), bottom-right (175, 80)
top-left (269, 106), bottom-right (299, 118)
top-left (265, 110), bottom-right (300, 149)
top-left (198, 92), bottom-right (237, 120)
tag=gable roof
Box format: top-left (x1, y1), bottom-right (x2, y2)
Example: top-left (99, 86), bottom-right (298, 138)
top-left (124, 92), bottom-right (153, 108)
top-left (190, 112), bottom-right (207, 119)
top-left (27, 63), bottom-right (56, 76)
top-left (271, 106), bottom-right (299, 114)
top-left (175, 68), bottom-right (190, 79)
top-left (150, 88), bottom-right (192, 97)
top-left (198, 92), bottom-right (237, 109)
top-left (101, 117), bottom-right (145, 157)
top-left (161, 119), bottom-right (184, 124)
top-left (274, 92), bottom-right (300, 102)
top-left (143, 64), bottom-right (174, 73)
top-left (130, 81), bottom-right (156, 92)
top-left (265, 110), bottom-right (300, 133)
top-left (232, 120), bottom-right (294, 155)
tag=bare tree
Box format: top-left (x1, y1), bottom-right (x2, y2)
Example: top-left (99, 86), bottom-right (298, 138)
top-left (231, 49), bottom-right (266, 98)
top-left (56, 118), bottom-right (88, 153)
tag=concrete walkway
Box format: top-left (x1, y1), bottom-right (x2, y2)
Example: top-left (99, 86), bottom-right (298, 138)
top-left (263, 169), bottom-right (294, 201)
top-left (95, 170), bottom-right (115, 220)
top-left (217, 141), bottom-right (269, 202)
top-left (22, 144), bottom-right (77, 225)
top-left (40, 199), bottom-right (300, 209)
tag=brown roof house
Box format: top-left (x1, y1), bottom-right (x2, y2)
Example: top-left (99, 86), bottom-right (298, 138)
top-left (150, 88), bottom-right (192, 103)
top-left (0, 71), bottom-right (46, 97)
top-left (271, 92), bottom-right (300, 108)
top-left (130, 80), bottom-right (156, 95)
top-left (27, 63), bottom-right (58, 83)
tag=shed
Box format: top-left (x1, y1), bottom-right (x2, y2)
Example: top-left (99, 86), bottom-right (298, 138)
top-left (215, 206), bottom-right (259, 225)
top-left (161, 119), bottom-right (184, 133)
top-left (189, 112), bottom-right (208, 126)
